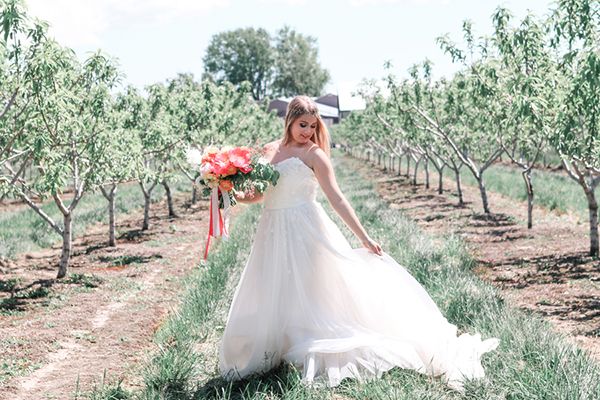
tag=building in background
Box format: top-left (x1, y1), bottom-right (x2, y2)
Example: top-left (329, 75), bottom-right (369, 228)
top-left (267, 93), bottom-right (363, 126)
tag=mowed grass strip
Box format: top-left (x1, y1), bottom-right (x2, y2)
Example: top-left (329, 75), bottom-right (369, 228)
top-left (97, 154), bottom-right (600, 400)
top-left (0, 178), bottom-right (191, 259)
top-left (439, 162), bottom-right (599, 220)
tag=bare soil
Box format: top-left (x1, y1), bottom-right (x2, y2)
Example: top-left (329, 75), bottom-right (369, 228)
top-left (0, 193), bottom-right (214, 399)
top-left (351, 157), bottom-right (600, 360)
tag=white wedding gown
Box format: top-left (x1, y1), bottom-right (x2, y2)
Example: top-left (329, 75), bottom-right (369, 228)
top-left (219, 156), bottom-right (499, 390)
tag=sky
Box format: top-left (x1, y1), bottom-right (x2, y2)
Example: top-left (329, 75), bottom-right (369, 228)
top-left (23, 0), bottom-right (555, 110)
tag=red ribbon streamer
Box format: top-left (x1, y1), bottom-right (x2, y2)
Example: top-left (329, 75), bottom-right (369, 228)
top-left (203, 188), bottom-right (228, 260)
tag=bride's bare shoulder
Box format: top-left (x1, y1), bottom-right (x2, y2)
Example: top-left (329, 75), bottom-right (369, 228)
top-left (262, 139), bottom-right (282, 154)
top-left (307, 146), bottom-right (332, 170)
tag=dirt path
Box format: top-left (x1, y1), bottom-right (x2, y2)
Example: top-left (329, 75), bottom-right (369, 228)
top-left (350, 156), bottom-right (600, 360)
top-left (0, 193), bottom-right (214, 399)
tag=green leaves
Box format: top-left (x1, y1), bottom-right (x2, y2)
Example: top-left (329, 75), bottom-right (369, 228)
top-left (556, 48), bottom-right (600, 167)
top-left (202, 27), bottom-right (273, 101)
top-left (272, 25), bottom-right (330, 98)
top-left (202, 26), bottom-right (330, 100)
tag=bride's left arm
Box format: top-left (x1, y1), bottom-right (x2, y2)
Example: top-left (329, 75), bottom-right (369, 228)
top-left (311, 150), bottom-right (383, 256)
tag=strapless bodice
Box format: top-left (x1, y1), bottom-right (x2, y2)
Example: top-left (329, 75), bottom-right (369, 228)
top-left (263, 157), bottom-right (318, 210)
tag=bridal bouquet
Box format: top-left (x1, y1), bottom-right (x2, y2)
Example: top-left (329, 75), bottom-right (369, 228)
top-left (187, 145), bottom-right (279, 259)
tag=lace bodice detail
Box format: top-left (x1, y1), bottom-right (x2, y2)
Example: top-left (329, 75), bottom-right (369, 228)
top-left (263, 157), bottom-right (318, 209)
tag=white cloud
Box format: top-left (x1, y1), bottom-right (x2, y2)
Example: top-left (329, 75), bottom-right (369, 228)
top-left (349, 0), bottom-right (449, 6)
top-left (258, 0), bottom-right (308, 5)
top-left (327, 80), bottom-right (366, 111)
top-left (25, 1), bottom-right (109, 46)
top-left (24, 0), bottom-right (229, 47)
top-left (328, 77), bottom-right (395, 110)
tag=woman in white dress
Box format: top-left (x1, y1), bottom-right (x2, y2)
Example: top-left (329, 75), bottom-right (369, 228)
top-left (219, 95), bottom-right (499, 391)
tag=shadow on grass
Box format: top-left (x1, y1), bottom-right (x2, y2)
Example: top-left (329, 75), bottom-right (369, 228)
top-left (118, 229), bottom-right (147, 242)
top-left (195, 363), bottom-right (300, 400)
top-left (83, 242), bottom-right (112, 255)
top-left (0, 273), bottom-right (103, 312)
top-left (470, 212), bottom-right (516, 227)
top-left (488, 251), bottom-right (597, 285)
top-left (97, 254), bottom-right (163, 267)
top-left (0, 278), bottom-right (54, 312)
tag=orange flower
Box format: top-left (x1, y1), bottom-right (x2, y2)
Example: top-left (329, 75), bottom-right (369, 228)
top-left (219, 179), bottom-right (234, 191)
top-left (223, 164), bottom-right (238, 176)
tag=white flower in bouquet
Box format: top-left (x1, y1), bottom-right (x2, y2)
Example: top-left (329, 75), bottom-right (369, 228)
top-left (186, 147), bottom-right (203, 166)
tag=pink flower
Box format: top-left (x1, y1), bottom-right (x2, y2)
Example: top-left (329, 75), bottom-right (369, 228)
top-left (239, 164), bottom-right (253, 173)
top-left (228, 146), bottom-right (252, 173)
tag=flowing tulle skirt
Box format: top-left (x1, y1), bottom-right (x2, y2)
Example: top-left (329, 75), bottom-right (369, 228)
top-left (219, 200), bottom-right (498, 390)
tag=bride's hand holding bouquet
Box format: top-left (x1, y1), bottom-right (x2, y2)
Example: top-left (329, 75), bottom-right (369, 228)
top-left (187, 145), bottom-right (279, 259)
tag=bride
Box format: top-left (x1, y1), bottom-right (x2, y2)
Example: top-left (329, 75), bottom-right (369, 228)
top-left (218, 95), bottom-right (499, 391)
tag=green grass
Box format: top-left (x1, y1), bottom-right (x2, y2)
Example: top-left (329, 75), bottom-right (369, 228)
top-left (139, 204), bottom-right (265, 400)
top-left (0, 337), bottom-right (42, 384)
top-left (440, 163), bottom-right (598, 220)
top-left (0, 177), bottom-right (193, 259)
top-left (88, 154), bottom-right (600, 400)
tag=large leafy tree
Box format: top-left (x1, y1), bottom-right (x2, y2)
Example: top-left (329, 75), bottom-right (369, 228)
top-left (549, 0), bottom-right (600, 255)
top-left (202, 27), bottom-right (273, 101)
top-left (271, 26), bottom-right (330, 97)
top-left (202, 26), bottom-right (330, 99)
top-left (492, 8), bottom-right (556, 229)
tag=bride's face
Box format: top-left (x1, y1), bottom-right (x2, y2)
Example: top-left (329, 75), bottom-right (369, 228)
top-left (289, 115), bottom-right (318, 145)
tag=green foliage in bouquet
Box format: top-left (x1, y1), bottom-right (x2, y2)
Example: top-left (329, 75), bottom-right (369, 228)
top-left (232, 157), bottom-right (281, 194)
top-left (199, 154), bottom-right (280, 208)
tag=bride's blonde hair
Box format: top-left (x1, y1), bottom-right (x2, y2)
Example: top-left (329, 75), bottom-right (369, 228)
top-left (283, 96), bottom-right (331, 157)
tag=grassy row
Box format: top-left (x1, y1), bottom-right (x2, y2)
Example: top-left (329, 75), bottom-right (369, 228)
top-left (439, 163), bottom-right (597, 220)
top-left (0, 178), bottom-right (192, 259)
top-left (89, 154), bottom-right (599, 399)
top-left (387, 154), bottom-right (596, 220)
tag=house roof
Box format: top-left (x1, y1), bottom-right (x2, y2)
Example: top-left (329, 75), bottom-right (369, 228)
top-left (273, 96), bottom-right (339, 118)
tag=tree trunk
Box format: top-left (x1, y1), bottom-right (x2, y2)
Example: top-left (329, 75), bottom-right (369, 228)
top-left (109, 190), bottom-right (116, 246)
top-left (437, 166), bottom-right (444, 194)
top-left (57, 213), bottom-right (72, 279)
top-left (584, 187), bottom-right (599, 256)
top-left (192, 184), bottom-right (198, 205)
top-left (424, 158), bottom-right (430, 189)
top-left (163, 180), bottom-right (177, 218)
top-left (477, 176), bottom-right (491, 214)
top-left (140, 182), bottom-right (156, 231)
top-left (143, 192), bottom-right (151, 230)
top-left (397, 156), bottom-right (402, 176)
top-left (108, 186), bottom-right (117, 246)
top-left (412, 158), bottom-right (420, 185)
top-left (522, 169), bottom-right (534, 229)
top-left (101, 185), bottom-right (118, 246)
top-left (405, 156), bottom-right (411, 177)
top-left (454, 168), bottom-right (464, 206)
